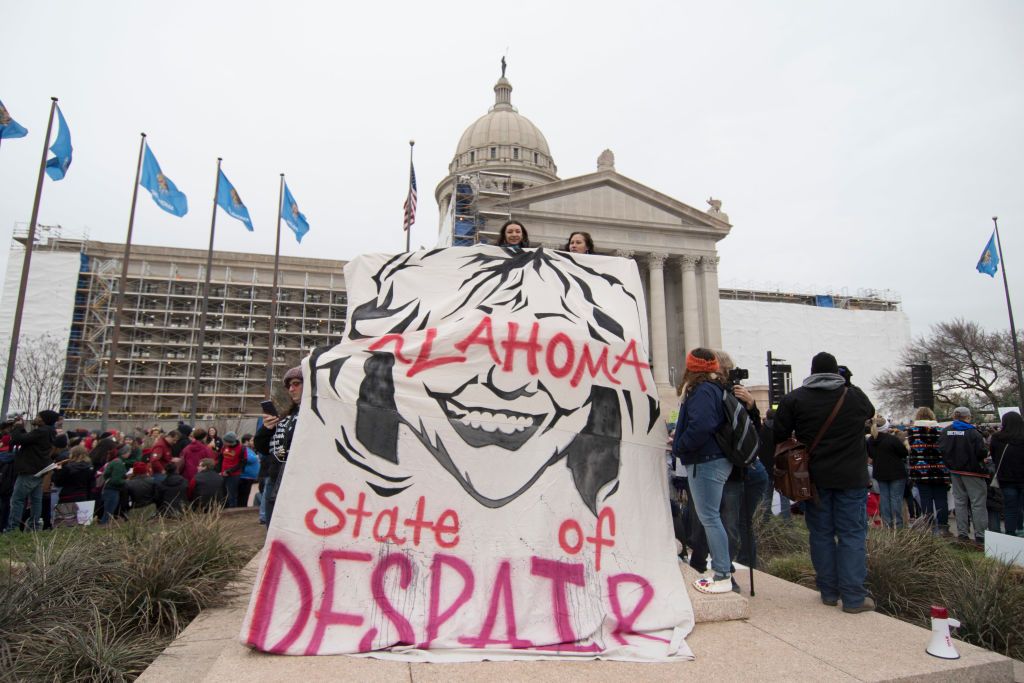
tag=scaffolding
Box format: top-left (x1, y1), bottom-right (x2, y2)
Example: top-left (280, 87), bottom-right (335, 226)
top-left (446, 171), bottom-right (513, 246)
top-left (59, 241), bottom-right (347, 420)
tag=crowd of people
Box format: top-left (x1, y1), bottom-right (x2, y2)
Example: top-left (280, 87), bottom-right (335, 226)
top-left (0, 365), bottom-right (303, 532)
top-left (670, 347), bottom-right (1024, 614)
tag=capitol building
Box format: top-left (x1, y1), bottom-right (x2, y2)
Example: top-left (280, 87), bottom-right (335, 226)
top-left (0, 69), bottom-right (909, 423)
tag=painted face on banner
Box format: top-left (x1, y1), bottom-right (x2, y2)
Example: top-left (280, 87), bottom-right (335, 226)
top-left (315, 247), bottom-right (653, 512)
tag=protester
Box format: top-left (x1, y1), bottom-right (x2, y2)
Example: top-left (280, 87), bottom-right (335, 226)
top-left (180, 428), bottom-right (212, 481)
top-left (88, 431), bottom-right (117, 469)
top-left (906, 407), bottom-right (949, 534)
top-left (758, 408), bottom-right (788, 520)
top-left (773, 352), bottom-right (875, 613)
top-left (172, 422), bottom-right (193, 460)
top-left (255, 366), bottom-right (303, 525)
top-left (189, 458), bottom-right (225, 511)
top-left (5, 410), bottom-right (62, 532)
top-left (53, 445), bottom-right (94, 504)
top-left (125, 461), bottom-right (157, 514)
top-left (155, 462), bottom-right (189, 515)
top-left (564, 231), bottom-right (594, 254)
top-left (990, 411), bottom-right (1024, 536)
top-left (217, 432), bottom-right (244, 507)
top-left (149, 429), bottom-right (179, 465)
top-left (100, 446), bottom-right (132, 524)
top-left (496, 219), bottom-right (530, 250)
top-left (671, 348), bottom-right (733, 594)
top-left (238, 433), bottom-right (259, 508)
top-left (715, 350), bottom-right (768, 576)
top-left (868, 417), bottom-right (909, 528)
top-left (207, 426), bottom-right (224, 451)
top-left (939, 406), bottom-right (989, 545)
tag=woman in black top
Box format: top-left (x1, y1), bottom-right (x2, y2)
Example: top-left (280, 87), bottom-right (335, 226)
top-left (868, 417), bottom-right (908, 528)
top-left (991, 411), bottom-right (1024, 536)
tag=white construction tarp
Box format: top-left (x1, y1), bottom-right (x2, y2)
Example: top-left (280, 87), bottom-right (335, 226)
top-left (241, 246), bottom-right (694, 660)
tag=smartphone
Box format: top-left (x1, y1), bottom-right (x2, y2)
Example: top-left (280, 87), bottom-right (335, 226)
top-left (260, 400), bottom-right (278, 417)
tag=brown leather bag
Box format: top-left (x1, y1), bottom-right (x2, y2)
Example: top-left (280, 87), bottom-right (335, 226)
top-left (774, 387), bottom-right (848, 503)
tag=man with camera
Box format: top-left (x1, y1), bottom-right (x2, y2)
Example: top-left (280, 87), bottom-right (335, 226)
top-left (773, 352), bottom-right (875, 613)
top-left (5, 409), bottom-right (63, 532)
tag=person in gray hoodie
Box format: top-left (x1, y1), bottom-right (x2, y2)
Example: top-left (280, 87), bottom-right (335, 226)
top-left (774, 352), bottom-right (875, 613)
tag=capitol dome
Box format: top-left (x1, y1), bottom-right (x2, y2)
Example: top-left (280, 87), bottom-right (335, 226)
top-left (446, 75), bottom-right (559, 182)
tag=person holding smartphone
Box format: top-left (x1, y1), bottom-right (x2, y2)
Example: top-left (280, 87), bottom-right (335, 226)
top-left (254, 366), bottom-right (303, 525)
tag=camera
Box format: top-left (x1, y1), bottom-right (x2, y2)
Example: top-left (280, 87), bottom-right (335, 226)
top-left (728, 367), bottom-right (749, 384)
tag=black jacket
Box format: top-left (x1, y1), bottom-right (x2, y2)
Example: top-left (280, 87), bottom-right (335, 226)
top-left (254, 403), bottom-right (299, 480)
top-left (773, 374), bottom-right (875, 490)
top-left (54, 461), bottom-right (94, 502)
top-left (10, 424), bottom-right (56, 476)
top-left (190, 470), bottom-right (225, 510)
top-left (156, 473), bottom-right (189, 513)
top-left (939, 421), bottom-right (987, 475)
top-left (991, 432), bottom-right (1024, 485)
top-left (125, 475), bottom-right (158, 508)
top-left (868, 432), bottom-right (908, 481)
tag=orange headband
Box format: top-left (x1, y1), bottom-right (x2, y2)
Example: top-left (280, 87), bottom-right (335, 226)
top-left (686, 352), bottom-right (720, 373)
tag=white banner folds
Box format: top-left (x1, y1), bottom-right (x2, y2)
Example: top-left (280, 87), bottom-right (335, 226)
top-left (241, 246), bottom-right (694, 660)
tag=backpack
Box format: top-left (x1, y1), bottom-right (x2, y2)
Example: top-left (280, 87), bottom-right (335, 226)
top-left (714, 389), bottom-right (760, 468)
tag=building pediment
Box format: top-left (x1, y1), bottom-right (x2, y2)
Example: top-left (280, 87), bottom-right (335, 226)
top-left (507, 170), bottom-right (731, 238)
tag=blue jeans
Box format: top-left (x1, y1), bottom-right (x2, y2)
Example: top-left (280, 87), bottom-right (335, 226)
top-left (876, 479), bottom-right (906, 528)
top-left (917, 483), bottom-right (949, 529)
top-left (6, 474), bottom-right (43, 531)
top-left (722, 460), bottom-right (769, 566)
top-left (686, 457), bottom-right (733, 576)
top-left (223, 475), bottom-right (240, 507)
top-left (257, 476), bottom-right (270, 523)
top-left (101, 487), bottom-right (121, 524)
top-left (1002, 485), bottom-right (1023, 535)
top-left (804, 487), bottom-right (868, 607)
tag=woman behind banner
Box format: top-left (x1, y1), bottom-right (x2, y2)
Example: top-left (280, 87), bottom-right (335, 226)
top-left (671, 347), bottom-right (733, 594)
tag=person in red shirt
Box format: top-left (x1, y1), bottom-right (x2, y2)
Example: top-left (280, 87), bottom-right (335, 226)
top-left (179, 428), bottom-right (212, 482)
top-left (149, 430), bottom-right (180, 465)
top-left (217, 432), bottom-right (245, 507)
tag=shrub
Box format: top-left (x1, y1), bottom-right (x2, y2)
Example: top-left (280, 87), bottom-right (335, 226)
top-left (753, 513), bottom-right (806, 560)
top-left (866, 524), bottom-right (951, 621)
top-left (0, 511), bottom-right (251, 681)
top-left (762, 553), bottom-right (816, 588)
top-left (940, 555), bottom-right (1024, 660)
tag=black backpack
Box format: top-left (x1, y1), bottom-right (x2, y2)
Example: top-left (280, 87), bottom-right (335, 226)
top-left (715, 389), bottom-right (760, 468)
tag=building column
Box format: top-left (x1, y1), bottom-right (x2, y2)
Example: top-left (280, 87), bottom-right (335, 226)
top-left (646, 253), bottom-right (670, 386)
top-left (699, 255), bottom-right (722, 349)
top-left (680, 254), bottom-right (701, 354)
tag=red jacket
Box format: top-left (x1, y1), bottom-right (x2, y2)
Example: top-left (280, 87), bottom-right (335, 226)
top-left (218, 443), bottom-right (244, 477)
top-left (180, 440), bottom-right (213, 481)
top-left (150, 438), bottom-right (174, 465)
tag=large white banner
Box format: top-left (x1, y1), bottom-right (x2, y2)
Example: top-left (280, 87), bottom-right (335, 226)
top-left (241, 246), bottom-right (693, 660)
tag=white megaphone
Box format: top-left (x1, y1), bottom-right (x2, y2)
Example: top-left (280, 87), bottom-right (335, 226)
top-left (926, 605), bottom-right (960, 659)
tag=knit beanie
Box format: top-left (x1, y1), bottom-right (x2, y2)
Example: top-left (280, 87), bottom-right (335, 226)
top-left (810, 351), bottom-right (839, 375)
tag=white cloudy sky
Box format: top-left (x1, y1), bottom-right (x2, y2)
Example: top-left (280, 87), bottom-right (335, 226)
top-left (1, 0), bottom-right (1021, 339)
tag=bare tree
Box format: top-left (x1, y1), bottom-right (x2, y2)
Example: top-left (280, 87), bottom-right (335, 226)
top-left (873, 319), bottom-right (1019, 418)
top-left (0, 333), bottom-right (67, 417)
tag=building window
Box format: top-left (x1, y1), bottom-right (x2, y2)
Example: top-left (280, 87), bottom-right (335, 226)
top-left (513, 148), bottom-right (519, 160)
top-left (469, 151), bottom-right (475, 163)
top-left (534, 152), bottom-right (539, 164)
top-left (490, 147), bottom-right (496, 159)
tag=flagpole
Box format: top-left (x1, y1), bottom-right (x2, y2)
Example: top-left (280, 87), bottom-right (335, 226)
top-left (101, 133), bottom-right (146, 431)
top-left (191, 158), bottom-right (222, 423)
top-left (993, 216), bottom-right (1024, 411)
top-left (405, 140), bottom-right (414, 253)
top-left (1, 97), bottom-right (58, 418)
top-left (266, 173), bottom-right (285, 398)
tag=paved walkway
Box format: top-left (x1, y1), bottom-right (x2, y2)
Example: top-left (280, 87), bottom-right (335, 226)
top-left (140, 519), bottom-right (1015, 682)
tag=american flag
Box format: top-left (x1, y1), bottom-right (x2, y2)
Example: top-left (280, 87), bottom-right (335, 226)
top-left (402, 159), bottom-right (417, 231)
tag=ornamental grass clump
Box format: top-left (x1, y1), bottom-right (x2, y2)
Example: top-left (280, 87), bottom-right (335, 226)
top-left (0, 511), bottom-right (250, 682)
top-left (866, 522), bottom-right (951, 621)
top-left (939, 554), bottom-right (1024, 660)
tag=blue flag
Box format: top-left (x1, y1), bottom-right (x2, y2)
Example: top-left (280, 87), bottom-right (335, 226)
top-left (216, 169), bottom-right (254, 231)
top-left (44, 105), bottom-right (72, 180)
top-left (0, 98), bottom-right (28, 139)
top-left (140, 144), bottom-right (188, 217)
top-left (281, 182), bottom-right (309, 243)
top-left (976, 231), bottom-right (999, 277)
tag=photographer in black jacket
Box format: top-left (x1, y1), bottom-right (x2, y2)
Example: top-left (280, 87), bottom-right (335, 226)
top-left (255, 366), bottom-right (302, 525)
top-left (773, 353), bottom-right (875, 613)
top-left (5, 409), bottom-right (62, 532)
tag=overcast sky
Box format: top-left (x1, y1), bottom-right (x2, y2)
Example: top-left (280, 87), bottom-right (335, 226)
top-left (1, 0), bottom-right (1021, 340)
